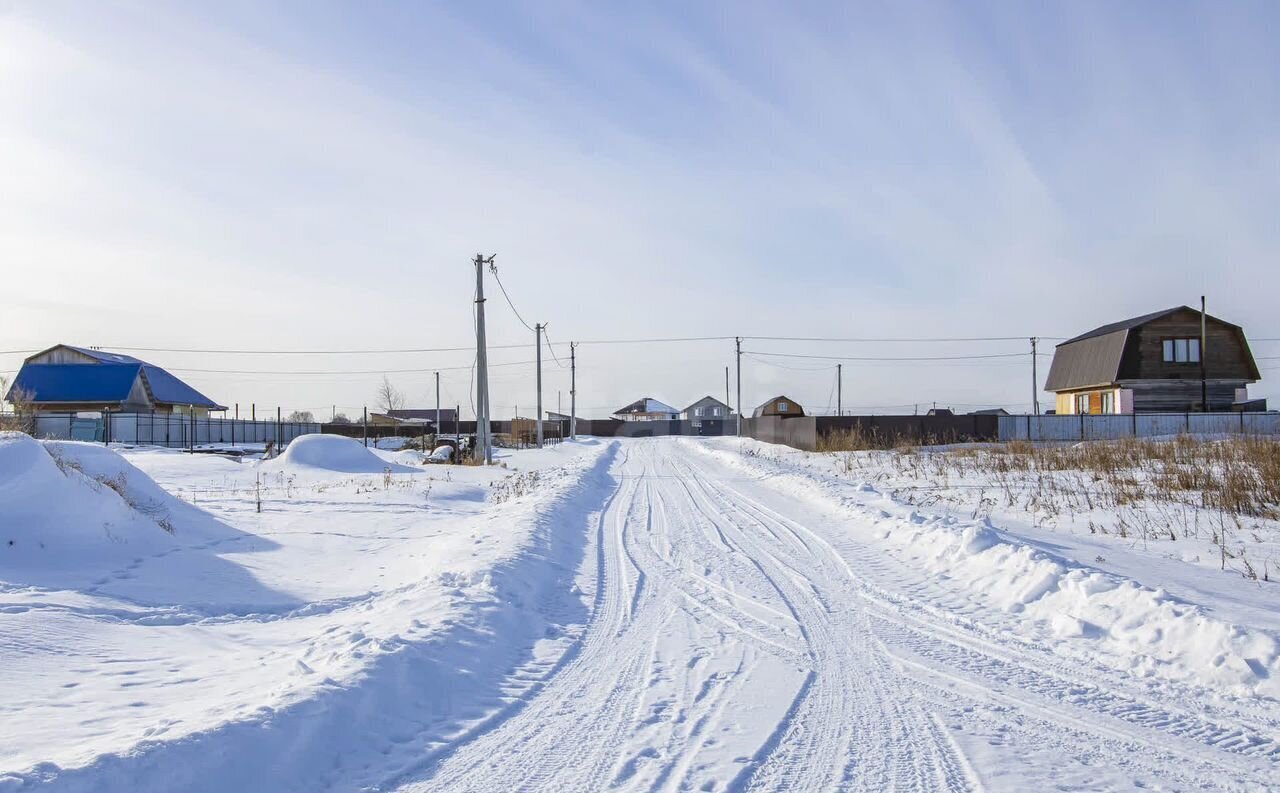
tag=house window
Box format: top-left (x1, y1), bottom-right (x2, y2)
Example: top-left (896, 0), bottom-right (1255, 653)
top-left (1100, 391), bottom-right (1114, 414)
top-left (1075, 393), bottom-right (1090, 414)
top-left (777, 401), bottom-right (789, 412)
top-left (1162, 338), bottom-right (1200, 363)
top-left (713, 407), bottom-right (721, 416)
top-left (694, 407), bottom-right (703, 417)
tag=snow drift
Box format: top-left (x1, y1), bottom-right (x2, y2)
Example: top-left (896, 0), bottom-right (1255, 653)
top-left (0, 435), bottom-right (217, 588)
top-left (265, 434), bottom-right (420, 474)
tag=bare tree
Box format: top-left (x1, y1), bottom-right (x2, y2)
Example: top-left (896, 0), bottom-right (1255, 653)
top-left (376, 375), bottom-right (405, 414)
top-left (330, 413), bottom-right (352, 425)
top-left (1, 379), bottom-right (36, 433)
top-left (285, 410), bottom-right (315, 423)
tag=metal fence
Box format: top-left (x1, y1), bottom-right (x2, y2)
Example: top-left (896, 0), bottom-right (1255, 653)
top-left (997, 412), bottom-right (1280, 442)
top-left (26, 412), bottom-right (321, 448)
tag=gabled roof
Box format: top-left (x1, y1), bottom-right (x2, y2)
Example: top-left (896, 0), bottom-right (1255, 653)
top-left (8, 363), bottom-right (143, 404)
top-left (9, 345), bottom-right (224, 409)
top-left (752, 395), bottom-right (803, 417)
top-left (52, 345), bottom-right (146, 365)
top-left (1046, 306), bottom-right (1259, 392)
top-left (683, 395), bottom-right (733, 413)
top-left (1057, 307), bottom-right (1191, 346)
top-left (613, 397), bottom-right (679, 415)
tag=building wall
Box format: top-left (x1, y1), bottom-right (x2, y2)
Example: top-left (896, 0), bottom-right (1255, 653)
top-left (29, 347), bottom-right (100, 365)
top-left (1120, 311), bottom-right (1257, 382)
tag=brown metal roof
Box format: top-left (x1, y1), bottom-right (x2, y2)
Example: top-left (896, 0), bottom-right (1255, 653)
top-left (1044, 330), bottom-right (1129, 391)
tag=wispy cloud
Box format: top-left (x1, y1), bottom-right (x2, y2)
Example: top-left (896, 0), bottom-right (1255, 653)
top-left (2, 1), bottom-right (1276, 414)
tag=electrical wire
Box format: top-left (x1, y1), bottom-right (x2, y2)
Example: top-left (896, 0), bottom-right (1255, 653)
top-left (541, 328), bottom-right (567, 367)
top-left (742, 335), bottom-right (1062, 343)
top-left (164, 359), bottom-right (537, 376)
top-left (743, 350), bottom-right (1031, 362)
top-left (490, 266), bottom-right (536, 332)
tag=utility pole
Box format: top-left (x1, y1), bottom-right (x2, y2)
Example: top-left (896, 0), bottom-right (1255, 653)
top-left (1030, 337), bottom-right (1040, 415)
top-left (837, 363), bottom-right (843, 417)
top-left (535, 322), bottom-right (544, 448)
top-left (435, 371), bottom-right (441, 441)
top-left (1200, 295), bottom-right (1208, 412)
top-left (570, 342), bottom-right (577, 440)
top-left (474, 253), bottom-right (495, 463)
top-left (725, 366), bottom-right (730, 410)
top-left (735, 337), bottom-right (742, 436)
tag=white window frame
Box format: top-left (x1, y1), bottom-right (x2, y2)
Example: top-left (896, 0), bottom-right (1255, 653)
top-left (777, 401), bottom-right (789, 412)
top-left (1075, 393), bottom-right (1090, 414)
top-left (1100, 391), bottom-right (1114, 414)
top-left (1164, 337), bottom-right (1201, 363)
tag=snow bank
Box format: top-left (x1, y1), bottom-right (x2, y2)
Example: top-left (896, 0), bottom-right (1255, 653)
top-left (0, 434), bottom-right (182, 586)
top-left (265, 434), bottom-right (419, 474)
top-left (692, 438), bottom-right (1280, 699)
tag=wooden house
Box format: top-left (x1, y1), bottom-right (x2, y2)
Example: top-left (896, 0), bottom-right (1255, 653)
top-left (1044, 306), bottom-right (1261, 414)
top-left (6, 344), bottom-right (224, 416)
top-left (613, 398), bottom-right (680, 421)
top-left (752, 395), bottom-right (804, 418)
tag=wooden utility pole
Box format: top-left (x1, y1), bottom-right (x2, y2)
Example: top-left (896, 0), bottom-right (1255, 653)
top-left (837, 363), bottom-right (842, 417)
top-left (435, 371), bottom-right (441, 442)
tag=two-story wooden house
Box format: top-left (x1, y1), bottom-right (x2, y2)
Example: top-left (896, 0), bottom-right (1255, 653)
top-left (1044, 306), bottom-right (1261, 414)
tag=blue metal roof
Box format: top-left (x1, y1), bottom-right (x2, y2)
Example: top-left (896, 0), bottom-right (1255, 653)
top-left (8, 363), bottom-right (143, 404)
top-left (8, 345), bottom-right (224, 410)
top-left (139, 365), bottom-right (223, 409)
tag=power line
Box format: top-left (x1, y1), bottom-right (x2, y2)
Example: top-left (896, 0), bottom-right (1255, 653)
top-left (164, 359), bottom-right (538, 376)
top-left (743, 350), bottom-right (1031, 362)
top-left (743, 335), bottom-right (1064, 343)
top-left (489, 267), bottom-right (536, 332)
top-left (541, 327), bottom-right (567, 367)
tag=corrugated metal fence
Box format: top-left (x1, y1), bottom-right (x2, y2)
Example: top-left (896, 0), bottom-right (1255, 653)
top-left (997, 412), bottom-right (1280, 442)
top-left (28, 412), bottom-right (321, 448)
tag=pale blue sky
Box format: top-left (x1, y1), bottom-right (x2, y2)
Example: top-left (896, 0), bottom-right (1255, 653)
top-left (2, 1), bottom-right (1277, 417)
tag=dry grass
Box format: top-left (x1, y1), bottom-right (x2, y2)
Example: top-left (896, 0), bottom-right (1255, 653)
top-left (829, 434), bottom-right (1280, 580)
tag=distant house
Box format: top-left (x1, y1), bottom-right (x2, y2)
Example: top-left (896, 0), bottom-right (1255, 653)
top-left (613, 398), bottom-right (680, 421)
top-left (926, 408), bottom-right (954, 417)
top-left (752, 395), bottom-right (804, 418)
top-left (1045, 306), bottom-right (1262, 414)
top-left (387, 408), bottom-right (458, 425)
top-left (682, 396), bottom-right (733, 427)
top-left (968, 408), bottom-right (1010, 416)
top-left (7, 344), bottom-right (224, 416)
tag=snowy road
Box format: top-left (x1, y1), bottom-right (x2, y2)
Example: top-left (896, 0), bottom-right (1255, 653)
top-left (402, 439), bottom-right (1280, 792)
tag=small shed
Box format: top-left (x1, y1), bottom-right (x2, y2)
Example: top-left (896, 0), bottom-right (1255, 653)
top-left (752, 395), bottom-right (804, 418)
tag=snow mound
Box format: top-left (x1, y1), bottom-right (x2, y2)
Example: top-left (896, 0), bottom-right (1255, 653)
top-left (266, 434), bottom-right (420, 474)
top-left (0, 433), bottom-right (184, 584)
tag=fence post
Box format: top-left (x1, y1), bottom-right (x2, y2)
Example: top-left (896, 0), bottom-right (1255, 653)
top-left (363, 407), bottom-right (368, 447)
top-left (1186, 412), bottom-right (1191, 433)
top-left (1080, 412), bottom-right (1084, 441)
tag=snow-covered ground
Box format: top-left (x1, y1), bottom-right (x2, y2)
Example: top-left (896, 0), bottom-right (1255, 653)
top-left (2, 433), bottom-right (1278, 791)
